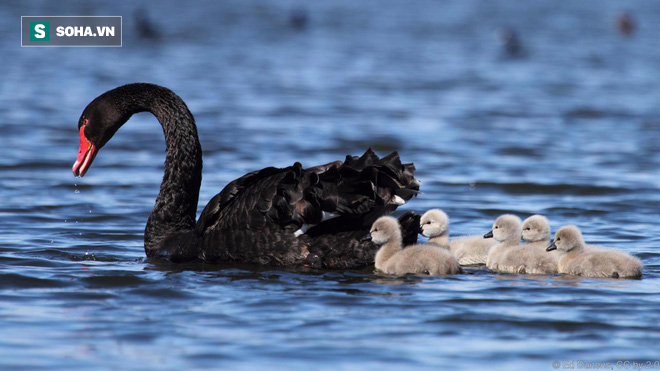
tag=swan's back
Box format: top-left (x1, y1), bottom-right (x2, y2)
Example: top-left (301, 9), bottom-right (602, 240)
top-left (383, 245), bottom-right (461, 276)
top-left (198, 152), bottom-right (416, 233)
top-left (194, 150), bottom-right (420, 267)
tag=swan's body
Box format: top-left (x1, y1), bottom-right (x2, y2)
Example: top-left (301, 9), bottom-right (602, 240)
top-left (73, 83), bottom-right (420, 268)
top-left (547, 225), bottom-right (642, 279)
top-left (370, 217), bottom-right (460, 276)
top-left (419, 209), bottom-right (496, 265)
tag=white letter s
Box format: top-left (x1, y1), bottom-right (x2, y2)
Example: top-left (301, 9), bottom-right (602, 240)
top-left (34, 24), bottom-right (45, 39)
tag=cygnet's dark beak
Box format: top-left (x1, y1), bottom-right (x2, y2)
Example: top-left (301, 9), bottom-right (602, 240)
top-left (546, 241), bottom-right (557, 251)
top-left (418, 225), bottom-right (425, 235)
top-left (361, 233), bottom-right (372, 242)
top-left (484, 230), bottom-right (493, 239)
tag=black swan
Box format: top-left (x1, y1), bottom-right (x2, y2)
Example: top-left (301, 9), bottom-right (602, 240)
top-left (72, 83), bottom-right (420, 268)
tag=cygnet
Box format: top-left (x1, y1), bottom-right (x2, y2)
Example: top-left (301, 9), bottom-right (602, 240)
top-left (484, 214), bottom-right (522, 272)
top-left (513, 214), bottom-right (559, 274)
top-left (547, 225), bottom-right (642, 279)
top-left (369, 216), bottom-right (461, 276)
top-left (419, 209), bottom-right (497, 265)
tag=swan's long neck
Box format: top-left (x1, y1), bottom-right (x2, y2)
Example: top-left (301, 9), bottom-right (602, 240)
top-left (115, 85), bottom-right (203, 252)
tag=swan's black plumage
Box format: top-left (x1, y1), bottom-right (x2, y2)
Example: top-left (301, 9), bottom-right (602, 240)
top-left (74, 83), bottom-right (420, 268)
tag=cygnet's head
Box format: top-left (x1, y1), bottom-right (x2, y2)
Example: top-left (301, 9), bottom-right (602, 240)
top-left (368, 216), bottom-right (401, 245)
top-left (522, 215), bottom-right (550, 242)
top-left (547, 225), bottom-right (584, 253)
top-left (484, 214), bottom-right (522, 242)
top-left (419, 209), bottom-right (449, 238)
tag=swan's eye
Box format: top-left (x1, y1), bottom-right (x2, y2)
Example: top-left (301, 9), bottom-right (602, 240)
top-left (82, 119), bottom-right (89, 126)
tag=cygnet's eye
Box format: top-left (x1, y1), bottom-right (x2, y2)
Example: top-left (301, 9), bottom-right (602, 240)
top-left (556, 237), bottom-right (561, 242)
top-left (525, 227), bottom-right (531, 231)
top-left (494, 226), bottom-right (499, 229)
top-left (373, 228), bottom-right (378, 232)
top-left (426, 221), bottom-right (432, 225)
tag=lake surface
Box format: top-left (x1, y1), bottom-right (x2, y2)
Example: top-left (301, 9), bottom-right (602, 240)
top-left (1, 1), bottom-right (659, 369)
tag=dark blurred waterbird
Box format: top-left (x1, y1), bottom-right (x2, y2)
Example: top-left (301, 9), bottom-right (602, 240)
top-left (616, 11), bottom-right (635, 37)
top-left (289, 7), bottom-right (309, 31)
top-left (134, 8), bottom-right (159, 40)
top-left (496, 27), bottom-right (524, 58)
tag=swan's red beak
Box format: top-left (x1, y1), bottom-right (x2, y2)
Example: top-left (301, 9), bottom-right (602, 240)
top-left (72, 126), bottom-right (98, 177)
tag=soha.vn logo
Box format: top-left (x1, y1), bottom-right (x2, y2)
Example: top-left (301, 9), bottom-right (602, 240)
top-left (56, 26), bottom-right (115, 37)
top-left (30, 22), bottom-right (50, 41)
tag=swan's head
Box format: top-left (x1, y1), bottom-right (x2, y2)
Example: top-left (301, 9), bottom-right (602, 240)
top-left (522, 215), bottom-right (550, 242)
top-left (419, 209), bottom-right (449, 238)
top-left (484, 214), bottom-right (522, 242)
top-left (547, 225), bottom-right (584, 253)
top-left (367, 216), bottom-right (401, 245)
top-left (73, 88), bottom-right (130, 177)
top-left (73, 83), bottom-right (167, 177)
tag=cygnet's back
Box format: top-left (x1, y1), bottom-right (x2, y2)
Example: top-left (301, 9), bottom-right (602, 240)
top-left (485, 214), bottom-right (522, 272)
top-left (384, 244), bottom-right (461, 276)
top-left (420, 209), bottom-right (496, 265)
top-left (547, 225), bottom-right (642, 279)
top-left (370, 216), bottom-right (460, 276)
top-left (450, 235), bottom-right (498, 265)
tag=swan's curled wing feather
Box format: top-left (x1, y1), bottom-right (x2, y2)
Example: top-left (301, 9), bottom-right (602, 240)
top-left (195, 149), bottom-right (420, 238)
